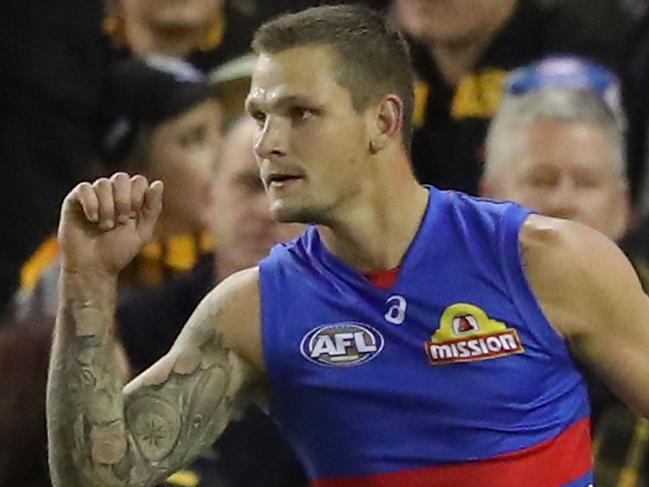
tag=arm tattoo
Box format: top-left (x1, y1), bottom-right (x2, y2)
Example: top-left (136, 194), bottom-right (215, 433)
top-left (47, 274), bottom-right (255, 487)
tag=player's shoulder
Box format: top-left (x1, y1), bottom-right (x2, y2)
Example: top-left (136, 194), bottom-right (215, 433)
top-left (519, 213), bottom-right (614, 258)
top-left (214, 266), bottom-right (260, 301)
top-left (520, 213), bottom-right (636, 289)
top-left (519, 214), bottom-right (635, 337)
top-left (197, 266), bottom-right (260, 334)
top-left (519, 215), bottom-right (642, 344)
top-left (205, 266), bottom-right (264, 368)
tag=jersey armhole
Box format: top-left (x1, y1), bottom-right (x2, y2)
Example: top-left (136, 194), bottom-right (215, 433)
top-left (498, 207), bottom-right (572, 358)
top-left (258, 257), bottom-right (288, 420)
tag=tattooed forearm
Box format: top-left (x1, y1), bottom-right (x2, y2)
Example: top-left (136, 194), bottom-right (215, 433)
top-left (123, 335), bottom-right (252, 484)
top-left (47, 271), bottom-right (255, 487)
top-left (47, 269), bottom-right (126, 487)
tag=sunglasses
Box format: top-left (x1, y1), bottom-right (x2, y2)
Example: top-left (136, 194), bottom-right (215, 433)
top-left (505, 56), bottom-right (622, 113)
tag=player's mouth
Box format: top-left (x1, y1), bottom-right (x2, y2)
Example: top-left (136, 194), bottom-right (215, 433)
top-left (265, 173), bottom-right (304, 188)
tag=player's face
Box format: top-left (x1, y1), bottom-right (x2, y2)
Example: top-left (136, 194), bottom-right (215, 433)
top-left (394, 0), bottom-right (516, 45)
top-left (212, 117), bottom-right (303, 272)
top-left (485, 119), bottom-right (629, 240)
top-left (147, 98), bottom-right (224, 235)
top-left (246, 46), bottom-right (371, 224)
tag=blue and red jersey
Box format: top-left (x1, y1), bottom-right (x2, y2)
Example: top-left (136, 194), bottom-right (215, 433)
top-left (259, 187), bottom-right (592, 486)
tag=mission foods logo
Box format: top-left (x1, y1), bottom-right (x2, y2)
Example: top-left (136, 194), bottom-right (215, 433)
top-left (301, 323), bottom-right (384, 367)
top-left (425, 303), bottom-right (524, 365)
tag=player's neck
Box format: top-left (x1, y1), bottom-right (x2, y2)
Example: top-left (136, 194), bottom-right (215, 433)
top-left (318, 165), bottom-right (429, 272)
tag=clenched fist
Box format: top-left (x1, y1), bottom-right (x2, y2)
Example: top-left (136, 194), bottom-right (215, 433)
top-left (58, 172), bottom-right (163, 276)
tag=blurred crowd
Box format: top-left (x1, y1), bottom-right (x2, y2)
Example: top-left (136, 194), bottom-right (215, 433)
top-left (1, 0), bottom-right (649, 486)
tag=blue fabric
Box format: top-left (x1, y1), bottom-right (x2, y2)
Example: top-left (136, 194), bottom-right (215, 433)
top-left (260, 187), bottom-right (590, 480)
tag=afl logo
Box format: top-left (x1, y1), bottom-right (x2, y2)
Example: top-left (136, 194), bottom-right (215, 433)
top-left (300, 323), bottom-right (385, 367)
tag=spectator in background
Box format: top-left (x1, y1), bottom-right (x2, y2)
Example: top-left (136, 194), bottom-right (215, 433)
top-left (106, 0), bottom-right (391, 73)
top-left (482, 57), bottom-right (630, 241)
top-left (14, 57), bottom-right (224, 319)
top-left (392, 0), bottom-right (633, 196)
top-left (118, 117), bottom-right (306, 487)
top-left (482, 57), bottom-right (647, 487)
top-left (107, 0), bottom-right (228, 63)
top-left (105, 0), bottom-right (260, 73)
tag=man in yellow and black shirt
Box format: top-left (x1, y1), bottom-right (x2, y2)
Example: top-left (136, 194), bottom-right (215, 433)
top-left (392, 0), bottom-right (633, 196)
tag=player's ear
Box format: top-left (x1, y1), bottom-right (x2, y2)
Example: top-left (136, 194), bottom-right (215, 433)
top-left (368, 94), bottom-right (403, 154)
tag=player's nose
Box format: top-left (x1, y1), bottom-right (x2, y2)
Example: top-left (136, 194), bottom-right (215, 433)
top-left (254, 116), bottom-right (288, 160)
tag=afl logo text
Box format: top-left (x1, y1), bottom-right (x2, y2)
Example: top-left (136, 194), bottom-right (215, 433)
top-left (300, 323), bottom-right (385, 367)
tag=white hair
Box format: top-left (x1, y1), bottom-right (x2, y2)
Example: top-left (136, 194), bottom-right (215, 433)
top-left (485, 88), bottom-right (628, 181)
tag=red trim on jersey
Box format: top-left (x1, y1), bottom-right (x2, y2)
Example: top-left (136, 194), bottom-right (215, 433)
top-left (312, 417), bottom-right (592, 487)
top-left (363, 267), bottom-right (400, 289)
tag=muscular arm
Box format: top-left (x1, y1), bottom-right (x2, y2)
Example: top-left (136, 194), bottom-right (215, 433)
top-left (47, 267), bottom-right (261, 487)
top-left (521, 214), bottom-right (649, 417)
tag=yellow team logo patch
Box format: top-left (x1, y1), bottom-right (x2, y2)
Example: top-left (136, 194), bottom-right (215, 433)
top-left (425, 303), bottom-right (524, 365)
top-left (451, 69), bottom-right (508, 119)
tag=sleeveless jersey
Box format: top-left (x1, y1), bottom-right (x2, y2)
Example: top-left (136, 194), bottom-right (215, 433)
top-left (260, 187), bottom-right (592, 487)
